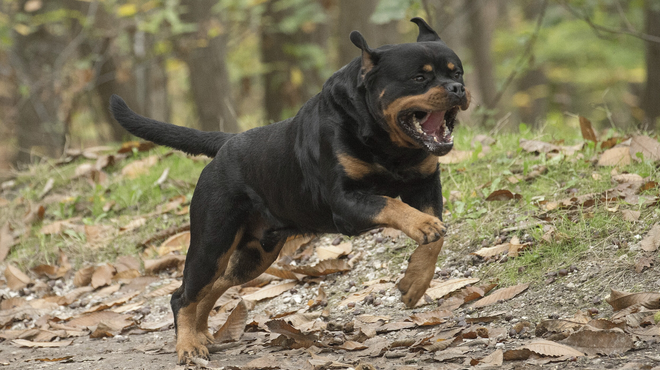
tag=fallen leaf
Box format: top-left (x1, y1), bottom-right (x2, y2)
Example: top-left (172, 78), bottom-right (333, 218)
top-left (266, 319), bottom-right (317, 348)
top-left (472, 283), bottom-right (529, 308)
top-left (337, 341), bottom-right (368, 351)
top-left (117, 141), bottom-right (155, 154)
top-left (425, 278), bottom-right (480, 300)
top-left (520, 139), bottom-right (559, 153)
top-left (630, 135), bottom-right (660, 162)
top-left (316, 241), bottom-right (352, 261)
top-left (606, 289), bottom-right (660, 311)
top-left (91, 264), bottom-right (116, 288)
top-left (214, 300), bottom-right (248, 342)
top-left (23, 204), bottom-right (45, 225)
top-left (242, 281), bottom-right (297, 303)
top-left (90, 322), bottom-right (115, 338)
top-left (84, 291), bottom-right (140, 313)
top-left (598, 146), bottom-right (632, 167)
top-left (517, 339), bottom-right (584, 357)
top-left (280, 235), bottom-right (314, 258)
top-left (621, 210), bottom-right (640, 222)
top-left (635, 257), bottom-right (654, 273)
top-left (67, 311), bottom-right (134, 332)
top-left (0, 297), bottom-right (26, 310)
top-left (641, 223), bottom-right (660, 252)
top-left (5, 264), bottom-right (31, 290)
top-left (409, 309), bottom-right (453, 326)
top-left (579, 116), bottom-right (597, 143)
top-left (119, 217), bottom-right (146, 232)
top-left (31, 264), bottom-right (59, 279)
top-left (471, 244), bottom-right (509, 259)
top-left (561, 327), bottom-right (633, 356)
top-left (144, 255), bottom-right (186, 274)
top-left (290, 259), bottom-right (350, 276)
top-left (57, 286), bottom-right (94, 306)
top-left (115, 256), bottom-right (141, 273)
top-left (485, 189), bottom-right (522, 201)
top-left (0, 222), bottom-right (16, 262)
top-left (307, 286), bottom-right (327, 308)
top-left (12, 339), bottom-right (73, 348)
top-left (73, 265), bottom-right (95, 287)
top-left (158, 231), bottom-right (190, 255)
top-left (612, 173), bottom-right (644, 183)
top-left (476, 349), bottom-right (503, 367)
top-left (145, 280), bottom-right (181, 298)
top-left (121, 155), bottom-right (158, 178)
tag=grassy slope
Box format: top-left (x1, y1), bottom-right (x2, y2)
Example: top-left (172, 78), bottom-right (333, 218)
top-left (1, 127), bottom-right (658, 295)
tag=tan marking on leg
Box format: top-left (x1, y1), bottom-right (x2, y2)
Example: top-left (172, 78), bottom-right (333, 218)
top-left (416, 154), bottom-right (439, 176)
top-left (398, 237), bottom-right (444, 307)
top-left (372, 197), bottom-right (445, 245)
top-left (337, 153), bottom-right (385, 180)
top-left (423, 64), bottom-right (433, 72)
top-left (176, 302), bottom-right (207, 363)
top-left (447, 62), bottom-right (455, 70)
top-left (176, 228), bottom-right (243, 363)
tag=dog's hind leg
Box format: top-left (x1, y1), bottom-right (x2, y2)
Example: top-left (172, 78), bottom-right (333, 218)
top-left (190, 218), bottom-right (291, 354)
top-left (170, 169), bottom-right (250, 364)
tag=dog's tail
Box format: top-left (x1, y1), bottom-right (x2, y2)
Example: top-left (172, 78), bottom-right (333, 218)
top-left (109, 94), bottom-right (234, 158)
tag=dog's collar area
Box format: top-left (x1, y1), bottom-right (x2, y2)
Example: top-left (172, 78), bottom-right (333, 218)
top-left (398, 106), bottom-right (458, 155)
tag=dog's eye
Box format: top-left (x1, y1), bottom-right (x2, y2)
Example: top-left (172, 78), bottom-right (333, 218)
top-left (454, 71), bottom-right (463, 79)
top-left (413, 75), bottom-right (426, 82)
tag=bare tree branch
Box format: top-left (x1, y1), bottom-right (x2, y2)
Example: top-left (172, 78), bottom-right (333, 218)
top-left (559, 0), bottom-right (660, 44)
top-left (490, 0), bottom-right (548, 109)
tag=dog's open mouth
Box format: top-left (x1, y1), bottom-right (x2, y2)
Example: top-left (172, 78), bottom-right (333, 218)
top-left (398, 106), bottom-right (459, 156)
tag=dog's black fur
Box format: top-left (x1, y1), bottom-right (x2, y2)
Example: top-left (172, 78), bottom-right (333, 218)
top-left (110, 18), bottom-right (469, 364)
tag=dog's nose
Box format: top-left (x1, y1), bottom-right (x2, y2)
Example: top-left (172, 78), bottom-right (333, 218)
top-left (446, 82), bottom-right (465, 97)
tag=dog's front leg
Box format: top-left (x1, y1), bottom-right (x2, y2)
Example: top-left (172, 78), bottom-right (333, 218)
top-left (330, 192), bottom-right (445, 245)
top-left (396, 174), bottom-right (445, 307)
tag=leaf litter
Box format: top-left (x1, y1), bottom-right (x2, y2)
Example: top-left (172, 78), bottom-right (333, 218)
top-left (2, 132), bottom-right (660, 368)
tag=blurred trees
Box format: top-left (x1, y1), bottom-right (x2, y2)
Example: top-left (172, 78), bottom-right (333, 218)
top-left (0, 0), bottom-right (657, 170)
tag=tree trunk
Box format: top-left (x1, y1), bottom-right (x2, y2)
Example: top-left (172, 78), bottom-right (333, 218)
top-left (11, 2), bottom-right (68, 167)
top-left (466, 0), bottom-right (497, 111)
top-left (641, 0), bottom-right (660, 129)
top-left (261, 0), bottom-right (329, 123)
top-left (177, 0), bottom-right (238, 133)
top-left (337, 0), bottom-right (400, 68)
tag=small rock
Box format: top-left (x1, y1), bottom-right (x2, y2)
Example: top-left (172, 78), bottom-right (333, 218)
top-left (504, 314), bottom-right (513, 321)
top-left (374, 236), bottom-right (384, 243)
top-left (558, 269), bottom-right (568, 276)
top-left (566, 282), bottom-right (576, 289)
top-left (347, 302), bottom-right (355, 308)
top-left (332, 236), bottom-right (342, 245)
top-left (587, 308), bottom-right (599, 316)
top-left (592, 297), bottom-right (602, 305)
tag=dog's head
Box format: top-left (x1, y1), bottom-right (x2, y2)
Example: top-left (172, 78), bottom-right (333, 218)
top-left (351, 18), bottom-right (470, 156)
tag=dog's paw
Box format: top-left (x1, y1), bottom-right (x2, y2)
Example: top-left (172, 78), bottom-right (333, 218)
top-left (397, 265), bottom-right (435, 308)
top-left (197, 330), bottom-right (214, 345)
top-left (404, 215), bottom-right (445, 245)
top-left (176, 338), bottom-right (210, 365)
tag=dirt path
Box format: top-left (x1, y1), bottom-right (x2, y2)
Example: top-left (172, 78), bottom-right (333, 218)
top-left (3, 227), bottom-right (660, 370)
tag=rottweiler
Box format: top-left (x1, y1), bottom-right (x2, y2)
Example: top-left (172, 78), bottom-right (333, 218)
top-left (110, 17), bottom-right (469, 364)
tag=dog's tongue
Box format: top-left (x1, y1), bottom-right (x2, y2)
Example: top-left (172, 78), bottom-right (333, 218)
top-left (422, 110), bottom-right (446, 136)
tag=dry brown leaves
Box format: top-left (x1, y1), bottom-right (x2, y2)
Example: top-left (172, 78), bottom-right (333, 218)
top-left (641, 223), bottom-right (660, 252)
top-left (472, 283), bottom-right (530, 308)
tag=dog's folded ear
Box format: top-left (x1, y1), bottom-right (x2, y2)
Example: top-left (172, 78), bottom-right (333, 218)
top-left (411, 17), bottom-right (441, 42)
top-left (350, 31), bottom-right (380, 86)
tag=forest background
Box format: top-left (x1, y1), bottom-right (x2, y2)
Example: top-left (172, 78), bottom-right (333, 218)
top-left (0, 0), bottom-right (658, 174)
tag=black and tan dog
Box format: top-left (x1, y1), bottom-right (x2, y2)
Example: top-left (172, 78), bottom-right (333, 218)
top-left (110, 18), bottom-right (469, 363)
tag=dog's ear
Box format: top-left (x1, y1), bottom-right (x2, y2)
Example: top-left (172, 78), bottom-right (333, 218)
top-left (411, 17), bottom-right (441, 42)
top-left (350, 31), bottom-right (379, 85)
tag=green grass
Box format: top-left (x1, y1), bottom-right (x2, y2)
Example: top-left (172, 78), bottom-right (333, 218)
top-left (1, 125), bottom-right (658, 294)
top-left (440, 125), bottom-right (659, 288)
top-left (2, 147), bottom-right (208, 270)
